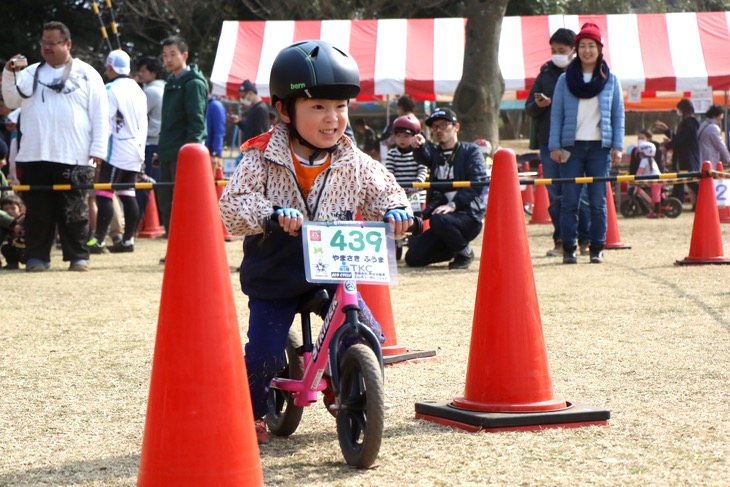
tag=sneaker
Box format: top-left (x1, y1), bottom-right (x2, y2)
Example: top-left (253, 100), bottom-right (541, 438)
top-left (579, 243), bottom-right (590, 256)
top-left (449, 246), bottom-right (475, 270)
top-left (69, 259), bottom-right (90, 272)
top-left (108, 240), bottom-right (134, 253)
top-left (254, 419), bottom-right (270, 444)
top-left (645, 213), bottom-right (662, 219)
top-left (562, 247), bottom-right (577, 264)
top-left (546, 241), bottom-right (563, 257)
top-left (322, 375), bottom-right (337, 418)
top-left (26, 259), bottom-right (50, 272)
top-left (590, 251), bottom-right (605, 264)
top-left (87, 237), bottom-right (108, 254)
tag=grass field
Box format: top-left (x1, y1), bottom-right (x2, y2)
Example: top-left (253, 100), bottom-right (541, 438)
top-left (1, 163), bottom-right (729, 486)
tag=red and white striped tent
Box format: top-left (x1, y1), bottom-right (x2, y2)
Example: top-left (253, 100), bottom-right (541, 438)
top-left (210, 13), bottom-right (730, 101)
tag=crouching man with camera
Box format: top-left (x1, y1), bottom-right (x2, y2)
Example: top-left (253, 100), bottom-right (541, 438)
top-left (405, 107), bottom-right (488, 270)
top-left (2, 21), bottom-right (109, 272)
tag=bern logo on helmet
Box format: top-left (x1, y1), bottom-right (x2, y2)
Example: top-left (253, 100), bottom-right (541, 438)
top-left (290, 82), bottom-right (306, 90)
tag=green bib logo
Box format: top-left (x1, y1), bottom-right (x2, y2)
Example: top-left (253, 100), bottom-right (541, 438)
top-left (290, 82), bottom-right (306, 89)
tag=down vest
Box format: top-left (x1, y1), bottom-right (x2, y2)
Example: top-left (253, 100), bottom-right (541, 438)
top-left (219, 123), bottom-right (410, 298)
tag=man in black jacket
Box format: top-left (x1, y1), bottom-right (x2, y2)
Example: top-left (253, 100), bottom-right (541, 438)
top-left (406, 107), bottom-right (488, 270)
top-left (229, 79), bottom-right (270, 142)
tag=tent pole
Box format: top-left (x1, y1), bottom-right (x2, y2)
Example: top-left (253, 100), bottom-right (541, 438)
top-left (725, 91), bottom-right (729, 151)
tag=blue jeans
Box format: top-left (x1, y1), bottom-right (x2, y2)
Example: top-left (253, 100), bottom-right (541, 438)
top-left (540, 144), bottom-right (591, 244)
top-left (557, 141), bottom-right (611, 248)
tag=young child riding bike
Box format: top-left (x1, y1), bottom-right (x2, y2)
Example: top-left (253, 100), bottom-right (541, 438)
top-left (219, 40), bottom-right (413, 444)
top-left (635, 140), bottom-right (664, 218)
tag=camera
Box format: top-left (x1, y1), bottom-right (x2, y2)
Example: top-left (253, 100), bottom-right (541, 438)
top-left (10, 56), bottom-right (27, 69)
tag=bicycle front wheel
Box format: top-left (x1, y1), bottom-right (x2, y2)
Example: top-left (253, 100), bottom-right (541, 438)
top-left (663, 197), bottom-right (683, 218)
top-left (336, 343), bottom-right (384, 468)
top-left (265, 330), bottom-right (305, 437)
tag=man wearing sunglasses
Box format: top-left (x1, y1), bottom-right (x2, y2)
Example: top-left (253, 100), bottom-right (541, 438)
top-left (406, 107), bottom-right (488, 270)
top-left (2, 21), bottom-right (109, 272)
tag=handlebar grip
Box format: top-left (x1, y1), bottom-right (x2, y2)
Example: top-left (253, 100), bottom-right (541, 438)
top-left (383, 215), bottom-right (423, 236)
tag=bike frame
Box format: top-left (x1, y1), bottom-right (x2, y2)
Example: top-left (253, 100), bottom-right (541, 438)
top-left (269, 279), bottom-right (385, 408)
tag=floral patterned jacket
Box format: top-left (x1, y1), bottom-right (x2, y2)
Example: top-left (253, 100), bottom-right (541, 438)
top-left (219, 123), bottom-right (409, 298)
top-left (220, 123), bottom-right (409, 235)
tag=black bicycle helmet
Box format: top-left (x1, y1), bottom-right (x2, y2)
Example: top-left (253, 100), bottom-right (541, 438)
top-left (269, 40), bottom-right (361, 104)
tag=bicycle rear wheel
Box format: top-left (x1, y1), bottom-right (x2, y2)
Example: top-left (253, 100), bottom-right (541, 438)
top-left (266, 330), bottom-right (305, 437)
top-left (620, 198), bottom-right (642, 218)
top-left (336, 343), bottom-right (384, 468)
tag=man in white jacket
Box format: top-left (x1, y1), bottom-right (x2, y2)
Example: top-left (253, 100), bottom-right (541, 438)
top-left (2, 21), bottom-right (109, 272)
top-left (87, 50), bottom-right (147, 254)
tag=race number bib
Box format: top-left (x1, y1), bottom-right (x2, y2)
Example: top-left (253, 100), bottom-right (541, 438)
top-left (302, 221), bottom-right (397, 285)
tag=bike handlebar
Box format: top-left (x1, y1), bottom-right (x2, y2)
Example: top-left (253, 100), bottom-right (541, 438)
top-left (265, 214), bottom-right (424, 236)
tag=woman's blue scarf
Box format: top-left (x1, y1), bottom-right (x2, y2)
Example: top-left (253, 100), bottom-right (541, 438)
top-left (566, 55), bottom-right (610, 99)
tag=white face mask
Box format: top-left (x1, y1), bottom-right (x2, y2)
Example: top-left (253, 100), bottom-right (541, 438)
top-left (241, 97), bottom-right (253, 108)
top-left (552, 54), bottom-right (571, 68)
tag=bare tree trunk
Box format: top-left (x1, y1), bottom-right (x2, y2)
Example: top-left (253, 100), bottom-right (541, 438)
top-left (453, 0), bottom-right (510, 146)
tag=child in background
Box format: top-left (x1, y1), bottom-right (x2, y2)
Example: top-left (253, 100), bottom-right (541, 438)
top-left (385, 115), bottom-right (428, 215)
top-left (636, 141), bottom-right (663, 218)
top-left (0, 193), bottom-right (26, 269)
top-left (219, 40), bottom-right (412, 444)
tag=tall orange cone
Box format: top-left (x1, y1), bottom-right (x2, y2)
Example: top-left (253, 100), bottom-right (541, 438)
top-left (137, 190), bottom-right (165, 238)
top-left (529, 164), bottom-right (551, 225)
top-left (520, 161), bottom-right (534, 211)
top-left (215, 167), bottom-right (236, 242)
top-left (415, 149), bottom-right (610, 431)
top-left (356, 210), bottom-right (437, 365)
top-left (138, 144), bottom-right (263, 486)
top-left (676, 161), bottom-right (730, 265)
top-left (604, 182), bottom-right (632, 250)
top-left (715, 162), bottom-right (730, 223)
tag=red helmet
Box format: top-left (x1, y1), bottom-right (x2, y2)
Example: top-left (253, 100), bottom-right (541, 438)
top-left (474, 138), bottom-right (492, 155)
top-left (393, 115), bottom-right (421, 135)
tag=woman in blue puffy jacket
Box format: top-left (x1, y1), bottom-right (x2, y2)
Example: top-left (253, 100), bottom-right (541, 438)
top-left (549, 22), bottom-right (624, 264)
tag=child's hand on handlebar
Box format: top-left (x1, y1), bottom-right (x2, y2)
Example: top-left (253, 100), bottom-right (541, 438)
top-left (275, 208), bottom-right (304, 236)
top-left (385, 208), bottom-right (414, 236)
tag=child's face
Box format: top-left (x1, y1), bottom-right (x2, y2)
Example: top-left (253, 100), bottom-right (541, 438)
top-left (2, 203), bottom-right (20, 218)
top-left (283, 98), bottom-right (349, 157)
top-left (394, 131), bottom-right (413, 149)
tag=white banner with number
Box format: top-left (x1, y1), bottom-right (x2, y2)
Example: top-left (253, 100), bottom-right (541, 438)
top-left (302, 221), bottom-right (398, 285)
top-left (715, 175), bottom-right (729, 208)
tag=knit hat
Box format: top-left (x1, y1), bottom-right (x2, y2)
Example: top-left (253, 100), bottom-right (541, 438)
top-left (106, 50), bottom-right (131, 76)
top-left (575, 22), bottom-right (603, 48)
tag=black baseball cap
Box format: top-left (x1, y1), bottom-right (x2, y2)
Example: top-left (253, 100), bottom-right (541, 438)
top-left (239, 79), bottom-right (257, 94)
top-left (426, 107), bottom-right (458, 127)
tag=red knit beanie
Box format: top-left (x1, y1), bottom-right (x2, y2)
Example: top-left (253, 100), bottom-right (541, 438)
top-left (575, 22), bottom-right (603, 47)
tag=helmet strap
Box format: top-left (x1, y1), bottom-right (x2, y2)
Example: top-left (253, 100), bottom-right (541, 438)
top-left (287, 122), bottom-right (338, 165)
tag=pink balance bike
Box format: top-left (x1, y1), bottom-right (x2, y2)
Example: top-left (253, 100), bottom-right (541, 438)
top-left (264, 217), bottom-right (422, 468)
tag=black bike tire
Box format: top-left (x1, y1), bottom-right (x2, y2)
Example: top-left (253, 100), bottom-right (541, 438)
top-left (664, 197), bottom-right (683, 218)
top-left (336, 343), bottom-right (384, 468)
top-left (265, 330), bottom-right (305, 437)
top-left (620, 199), bottom-right (641, 218)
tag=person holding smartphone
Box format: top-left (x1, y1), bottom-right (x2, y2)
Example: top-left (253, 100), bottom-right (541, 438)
top-left (525, 28), bottom-right (591, 259)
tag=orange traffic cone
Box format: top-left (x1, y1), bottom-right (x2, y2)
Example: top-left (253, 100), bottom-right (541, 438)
top-left (138, 144), bottom-right (264, 486)
top-left (676, 161), bottom-right (730, 265)
top-left (604, 182), bottom-right (631, 250)
top-left (355, 209), bottom-right (436, 365)
top-left (520, 161), bottom-right (534, 212)
top-left (358, 283), bottom-right (436, 365)
top-left (215, 167), bottom-right (236, 242)
top-left (137, 190), bottom-right (165, 238)
top-left (715, 162), bottom-right (730, 223)
top-left (529, 164), bottom-right (551, 225)
top-left (415, 149), bottom-right (610, 431)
